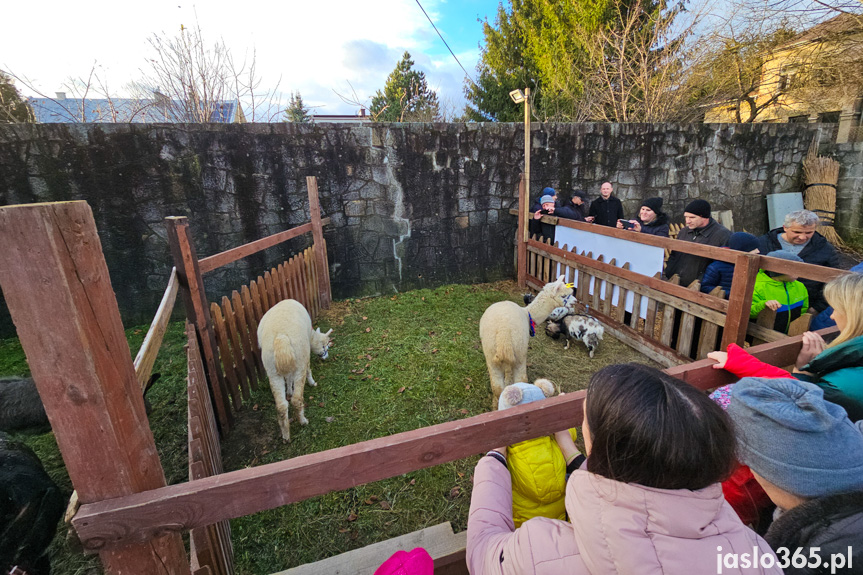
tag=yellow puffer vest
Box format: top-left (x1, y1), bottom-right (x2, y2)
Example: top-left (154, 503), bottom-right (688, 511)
top-left (508, 429), bottom-right (578, 527)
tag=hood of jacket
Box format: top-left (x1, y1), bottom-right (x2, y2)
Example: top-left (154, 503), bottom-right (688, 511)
top-left (565, 470), bottom-right (777, 573)
top-left (805, 335), bottom-right (863, 375)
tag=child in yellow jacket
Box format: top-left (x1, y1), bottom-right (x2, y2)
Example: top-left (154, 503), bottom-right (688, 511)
top-left (498, 379), bottom-right (580, 527)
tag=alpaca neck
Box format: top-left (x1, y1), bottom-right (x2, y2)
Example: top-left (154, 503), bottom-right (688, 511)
top-left (526, 293), bottom-right (558, 323)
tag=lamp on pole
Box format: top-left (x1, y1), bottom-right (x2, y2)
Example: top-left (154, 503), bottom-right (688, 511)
top-left (510, 88), bottom-right (531, 241)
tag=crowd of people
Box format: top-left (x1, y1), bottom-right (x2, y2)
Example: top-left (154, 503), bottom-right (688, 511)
top-left (459, 186), bottom-right (862, 574)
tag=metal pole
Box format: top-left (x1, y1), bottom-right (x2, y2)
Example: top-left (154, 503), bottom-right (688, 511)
top-left (523, 87), bottom-right (531, 242)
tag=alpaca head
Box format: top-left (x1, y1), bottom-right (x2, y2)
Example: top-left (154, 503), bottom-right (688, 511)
top-left (311, 328), bottom-right (333, 359)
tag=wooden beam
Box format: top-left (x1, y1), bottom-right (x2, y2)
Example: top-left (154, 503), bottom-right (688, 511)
top-left (134, 267), bottom-right (179, 391)
top-left (665, 326), bottom-right (840, 391)
top-left (517, 174), bottom-right (528, 287)
top-left (528, 239), bottom-right (729, 314)
top-left (196, 219), bottom-right (331, 274)
top-left (166, 217), bottom-right (233, 432)
top-left (72, 391), bottom-right (586, 551)
top-left (0, 201), bottom-right (189, 575)
top-left (720, 252), bottom-right (760, 349)
top-left (306, 176), bottom-right (331, 307)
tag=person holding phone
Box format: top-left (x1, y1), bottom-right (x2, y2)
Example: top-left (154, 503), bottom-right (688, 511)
top-left (615, 197), bottom-right (669, 237)
top-left (529, 189), bottom-right (558, 242)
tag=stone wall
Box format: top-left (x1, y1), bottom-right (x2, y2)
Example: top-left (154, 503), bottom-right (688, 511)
top-left (0, 121), bottom-right (857, 337)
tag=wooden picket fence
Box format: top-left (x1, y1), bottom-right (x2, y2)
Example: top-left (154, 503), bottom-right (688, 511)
top-left (209, 244), bottom-right (327, 413)
top-left (187, 322), bottom-right (234, 575)
top-left (527, 235), bottom-right (727, 364)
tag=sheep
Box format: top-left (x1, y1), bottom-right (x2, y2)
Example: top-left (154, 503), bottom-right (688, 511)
top-left (479, 275), bottom-right (572, 407)
top-left (0, 432), bottom-right (65, 575)
top-left (257, 299), bottom-right (332, 442)
top-left (545, 314), bottom-right (605, 358)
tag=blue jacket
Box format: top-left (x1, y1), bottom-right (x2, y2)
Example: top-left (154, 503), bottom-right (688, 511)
top-left (700, 259), bottom-right (734, 295)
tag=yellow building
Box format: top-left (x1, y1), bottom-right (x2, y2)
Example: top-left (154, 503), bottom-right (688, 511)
top-left (705, 14), bottom-right (863, 140)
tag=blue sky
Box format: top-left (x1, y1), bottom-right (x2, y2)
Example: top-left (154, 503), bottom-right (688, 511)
top-left (1, 0), bottom-right (503, 119)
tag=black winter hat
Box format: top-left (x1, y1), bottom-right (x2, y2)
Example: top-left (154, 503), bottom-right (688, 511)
top-left (684, 199), bottom-right (711, 219)
top-left (572, 189), bottom-right (587, 200)
top-left (641, 197), bottom-right (663, 214)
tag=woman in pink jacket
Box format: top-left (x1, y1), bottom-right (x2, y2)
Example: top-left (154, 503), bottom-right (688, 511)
top-left (466, 363), bottom-right (781, 575)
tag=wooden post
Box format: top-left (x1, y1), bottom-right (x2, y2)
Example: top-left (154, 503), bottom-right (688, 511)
top-left (0, 201), bottom-right (189, 575)
top-left (517, 174), bottom-right (528, 287)
top-left (306, 176), bottom-right (331, 307)
top-left (165, 216), bottom-right (233, 432)
top-left (721, 252), bottom-right (760, 349)
top-left (523, 87), bottom-right (531, 243)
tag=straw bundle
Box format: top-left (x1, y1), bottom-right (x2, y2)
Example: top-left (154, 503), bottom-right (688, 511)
top-left (802, 141), bottom-right (843, 247)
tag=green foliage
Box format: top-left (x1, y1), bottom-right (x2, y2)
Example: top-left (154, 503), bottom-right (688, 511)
top-left (0, 71), bottom-right (35, 123)
top-left (465, 0), bottom-right (658, 121)
top-left (370, 52), bottom-right (440, 121)
top-left (284, 91), bottom-right (311, 123)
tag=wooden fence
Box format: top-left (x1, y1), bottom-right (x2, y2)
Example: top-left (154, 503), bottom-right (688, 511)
top-left (515, 175), bottom-right (849, 365)
top-left (187, 322), bottom-right (234, 575)
top-left (167, 176), bottom-right (332, 432)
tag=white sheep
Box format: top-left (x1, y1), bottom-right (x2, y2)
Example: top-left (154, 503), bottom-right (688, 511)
top-left (257, 299), bottom-right (332, 442)
top-left (479, 276), bottom-right (572, 407)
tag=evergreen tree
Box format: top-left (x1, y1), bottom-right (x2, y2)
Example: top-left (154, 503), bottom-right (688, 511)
top-left (370, 52), bottom-right (440, 121)
top-left (0, 72), bottom-right (35, 123)
top-left (464, 0), bottom-right (659, 122)
top-left (284, 91), bottom-right (311, 122)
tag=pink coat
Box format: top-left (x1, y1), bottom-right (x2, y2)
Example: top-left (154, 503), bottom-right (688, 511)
top-left (467, 457), bottom-right (782, 574)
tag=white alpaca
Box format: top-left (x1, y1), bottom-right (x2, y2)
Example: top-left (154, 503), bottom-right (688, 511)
top-left (257, 299), bottom-right (332, 442)
top-left (479, 276), bottom-right (572, 407)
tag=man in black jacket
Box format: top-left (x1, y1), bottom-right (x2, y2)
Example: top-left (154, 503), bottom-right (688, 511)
top-left (758, 209), bottom-right (839, 312)
top-left (664, 199), bottom-right (732, 288)
top-left (586, 182), bottom-right (623, 227)
top-left (556, 189), bottom-right (589, 222)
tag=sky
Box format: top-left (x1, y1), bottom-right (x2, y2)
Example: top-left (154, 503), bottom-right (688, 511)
top-left (1, 0), bottom-right (502, 119)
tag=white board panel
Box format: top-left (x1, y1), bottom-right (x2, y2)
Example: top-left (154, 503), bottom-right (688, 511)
top-left (553, 226), bottom-right (665, 317)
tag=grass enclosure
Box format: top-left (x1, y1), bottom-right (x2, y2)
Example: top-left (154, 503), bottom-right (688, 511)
top-left (2, 281), bottom-right (657, 575)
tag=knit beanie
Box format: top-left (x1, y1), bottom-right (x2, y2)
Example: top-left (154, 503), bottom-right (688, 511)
top-left (539, 194), bottom-right (555, 206)
top-left (728, 377), bottom-right (863, 498)
top-left (765, 250), bottom-right (803, 263)
top-left (571, 189), bottom-right (587, 201)
top-left (641, 197), bottom-right (663, 214)
top-left (727, 232), bottom-right (760, 253)
top-left (684, 199), bottom-right (711, 219)
top-left (498, 379), bottom-right (556, 411)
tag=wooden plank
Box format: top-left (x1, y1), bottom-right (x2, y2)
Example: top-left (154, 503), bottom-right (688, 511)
top-left (321, 236), bottom-right (333, 309)
top-left (296, 253), bottom-right (309, 310)
top-left (675, 282), bottom-right (700, 358)
top-left (210, 302), bottom-right (242, 411)
top-left (257, 275), bottom-right (270, 314)
top-left (240, 286), bottom-right (265, 382)
top-left (231, 291), bottom-right (257, 391)
top-left (788, 312), bottom-right (814, 337)
top-left (659, 276), bottom-right (681, 346)
top-left (0, 202), bottom-right (189, 574)
top-left (73, 390), bottom-right (587, 549)
top-left (721, 252), bottom-right (760, 349)
top-left (666, 326), bottom-right (840, 391)
top-left (695, 286), bottom-right (725, 360)
top-left (223, 295), bottom-right (251, 401)
top-left (250, 280), bottom-right (264, 323)
top-left (276, 263), bottom-right (289, 303)
top-left (197, 219), bottom-right (329, 274)
top-left (273, 264), bottom-right (286, 303)
top-left (166, 216), bottom-right (232, 433)
top-left (614, 263), bottom-right (630, 324)
top-left (308, 246), bottom-right (321, 319)
top-left (186, 323), bottom-right (221, 474)
top-left (277, 522), bottom-right (466, 575)
top-left (576, 250), bottom-right (590, 304)
top-left (264, 271), bottom-right (277, 310)
top-left (746, 322), bottom-right (787, 344)
top-left (517, 175), bottom-right (528, 287)
top-left (528, 239), bottom-right (729, 314)
top-left (133, 267), bottom-right (179, 391)
top-left (629, 293), bottom-right (642, 331)
top-left (307, 176), bottom-right (332, 307)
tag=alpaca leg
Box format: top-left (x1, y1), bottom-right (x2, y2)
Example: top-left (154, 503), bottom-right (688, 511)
top-left (486, 361), bottom-right (506, 408)
top-left (307, 368), bottom-right (317, 387)
top-left (292, 370), bottom-right (309, 426)
top-left (564, 338), bottom-right (570, 350)
top-left (268, 375), bottom-right (291, 442)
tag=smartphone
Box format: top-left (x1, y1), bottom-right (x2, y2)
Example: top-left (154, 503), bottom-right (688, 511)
top-left (618, 219), bottom-right (634, 229)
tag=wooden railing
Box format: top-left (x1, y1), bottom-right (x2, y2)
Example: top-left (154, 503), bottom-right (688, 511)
top-left (167, 176), bottom-right (332, 433)
top-left (515, 174), bottom-right (849, 365)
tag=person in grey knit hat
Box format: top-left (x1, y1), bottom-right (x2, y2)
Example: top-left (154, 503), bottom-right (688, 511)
top-left (729, 376), bottom-right (863, 573)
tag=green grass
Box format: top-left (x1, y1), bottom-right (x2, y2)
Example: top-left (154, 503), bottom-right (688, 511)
top-left (0, 280), bottom-right (657, 575)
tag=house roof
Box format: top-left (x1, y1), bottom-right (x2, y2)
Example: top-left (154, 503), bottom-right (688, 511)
top-left (28, 97), bottom-right (244, 123)
top-left (780, 12), bottom-right (863, 48)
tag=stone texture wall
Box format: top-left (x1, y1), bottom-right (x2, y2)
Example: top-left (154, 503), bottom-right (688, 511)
top-left (0, 121), bottom-right (857, 337)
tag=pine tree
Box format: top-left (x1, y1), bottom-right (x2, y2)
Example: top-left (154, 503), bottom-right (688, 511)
top-left (284, 91), bottom-right (311, 123)
top-left (370, 52), bottom-right (440, 122)
top-left (0, 72), bottom-right (35, 123)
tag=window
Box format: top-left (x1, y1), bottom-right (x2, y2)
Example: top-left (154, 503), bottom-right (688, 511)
top-left (819, 111), bottom-right (840, 123)
top-left (789, 115), bottom-right (809, 123)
